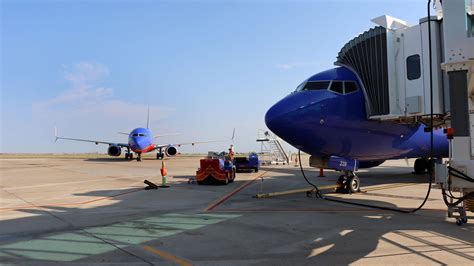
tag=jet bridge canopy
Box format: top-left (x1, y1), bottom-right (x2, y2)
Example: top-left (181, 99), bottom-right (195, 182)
top-left (335, 26), bottom-right (389, 118)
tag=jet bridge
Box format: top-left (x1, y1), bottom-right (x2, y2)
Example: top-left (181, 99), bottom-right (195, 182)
top-left (336, 12), bottom-right (447, 123)
top-left (336, 0), bottom-right (474, 224)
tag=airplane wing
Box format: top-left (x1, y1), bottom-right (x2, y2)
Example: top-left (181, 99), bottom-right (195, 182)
top-left (154, 133), bottom-right (180, 138)
top-left (55, 128), bottom-right (129, 148)
top-left (56, 136), bottom-right (130, 148)
top-left (154, 128), bottom-right (235, 149)
top-left (155, 140), bottom-right (222, 149)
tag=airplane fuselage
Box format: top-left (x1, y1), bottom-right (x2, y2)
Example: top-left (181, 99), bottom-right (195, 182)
top-left (265, 67), bottom-right (449, 164)
top-left (128, 127), bottom-right (156, 154)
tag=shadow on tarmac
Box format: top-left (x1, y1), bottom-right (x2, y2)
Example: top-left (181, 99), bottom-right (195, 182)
top-left (0, 164), bottom-right (473, 264)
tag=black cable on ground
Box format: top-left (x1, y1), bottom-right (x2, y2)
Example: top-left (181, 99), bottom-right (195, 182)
top-left (298, 150), bottom-right (322, 198)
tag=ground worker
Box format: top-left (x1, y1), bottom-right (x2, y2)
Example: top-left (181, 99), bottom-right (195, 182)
top-left (229, 144), bottom-right (235, 160)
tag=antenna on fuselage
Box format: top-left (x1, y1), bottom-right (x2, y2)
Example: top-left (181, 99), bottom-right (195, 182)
top-left (146, 105), bottom-right (150, 129)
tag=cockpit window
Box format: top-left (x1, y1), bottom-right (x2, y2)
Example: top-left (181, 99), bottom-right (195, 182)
top-left (132, 133), bottom-right (139, 137)
top-left (344, 81), bottom-right (358, 94)
top-left (138, 133), bottom-right (146, 137)
top-left (329, 81), bottom-right (343, 94)
top-left (302, 81), bottom-right (331, 91)
top-left (132, 133), bottom-right (146, 137)
top-left (295, 81), bottom-right (306, 92)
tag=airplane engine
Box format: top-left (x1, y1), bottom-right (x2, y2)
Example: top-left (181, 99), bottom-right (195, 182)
top-left (107, 145), bottom-right (122, 157)
top-left (165, 146), bottom-right (178, 157)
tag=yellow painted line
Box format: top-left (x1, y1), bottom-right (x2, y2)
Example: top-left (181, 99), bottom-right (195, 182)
top-left (363, 183), bottom-right (418, 192)
top-left (254, 185), bottom-right (336, 198)
top-left (254, 183), bottom-right (419, 198)
top-left (143, 245), bottom-right (193, 266)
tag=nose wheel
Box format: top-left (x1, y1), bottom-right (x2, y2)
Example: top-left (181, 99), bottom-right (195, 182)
top-left (137, 153), bottom-right (142, 162)
top-left (336, 172), bottom-right (360, 194)
top-left (157, 152), bottom-right (164, 160)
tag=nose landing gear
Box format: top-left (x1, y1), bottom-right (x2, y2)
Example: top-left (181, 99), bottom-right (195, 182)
top-left (157, 152), bottom-right (164, 160)
top-left (336, 171), bottom-right (360, 194)
top-left (137, 153), bottom-right (142, 162)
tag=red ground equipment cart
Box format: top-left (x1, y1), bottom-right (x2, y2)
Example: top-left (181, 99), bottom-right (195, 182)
top-left (196, 152), bottom-right (236, 185)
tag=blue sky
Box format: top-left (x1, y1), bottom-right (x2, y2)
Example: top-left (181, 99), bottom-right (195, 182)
top-left (1, 0), bottom-right (429, 153)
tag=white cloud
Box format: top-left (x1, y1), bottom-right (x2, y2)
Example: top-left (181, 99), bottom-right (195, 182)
top-left (31, 61), bottom-right (174, 153)
top-left (35, 62), bottom-right (113, 109)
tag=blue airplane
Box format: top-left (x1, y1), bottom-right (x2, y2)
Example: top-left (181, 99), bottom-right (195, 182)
top-left (265, 67), bottom-right (449, 192)
top-left (56, 109), bottom-right (223, 161)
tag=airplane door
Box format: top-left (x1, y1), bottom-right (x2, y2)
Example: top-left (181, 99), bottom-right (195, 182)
top-left (402, 26), bottom-right (424, 115)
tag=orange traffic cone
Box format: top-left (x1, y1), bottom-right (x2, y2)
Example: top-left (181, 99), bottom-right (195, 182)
top-left (159, 160), bottom-right (170, 188)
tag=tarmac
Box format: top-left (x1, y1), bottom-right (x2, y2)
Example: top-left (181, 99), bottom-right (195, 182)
top-left (0, 156), bottom-right (473, 265)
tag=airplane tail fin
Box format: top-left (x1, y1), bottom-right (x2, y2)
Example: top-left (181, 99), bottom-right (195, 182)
top-left (54, 126), bottom-right (59, 142)
top-left (146, 105), bottom-right (150, 129)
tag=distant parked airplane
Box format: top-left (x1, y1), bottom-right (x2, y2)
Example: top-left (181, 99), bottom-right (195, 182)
top-left (56, 108), bottom-right (232, 161)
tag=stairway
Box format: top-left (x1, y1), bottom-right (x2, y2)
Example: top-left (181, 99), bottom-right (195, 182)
top-left (257, 131), bottom-right (290, 164)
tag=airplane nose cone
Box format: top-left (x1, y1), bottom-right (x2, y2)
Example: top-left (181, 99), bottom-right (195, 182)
top-left (135, 138), bottom-right (148, 151)
top-left (265, 101), bottom-right (286, 134)
top-left (265, 91), bottom-right (326, 152)
top-left (265, 94), bottom-right (301, 138)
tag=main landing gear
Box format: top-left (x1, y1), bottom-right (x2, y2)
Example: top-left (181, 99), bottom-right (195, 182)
top-left (125, 152), bottom-right (134, 160)
top-left (335, 171), bottom-right (361, 194)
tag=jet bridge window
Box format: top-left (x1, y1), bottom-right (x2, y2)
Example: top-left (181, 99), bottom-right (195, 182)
top-left (329, 81), bottom-right (344, 94)
top-left (303, 81), bottom-right (331, 91)
top-left (406, 54), bottom-right (421, 80)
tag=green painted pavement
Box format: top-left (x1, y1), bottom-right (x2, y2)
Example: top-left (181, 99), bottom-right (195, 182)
top-left (0, 213), bottom-right (240, 262)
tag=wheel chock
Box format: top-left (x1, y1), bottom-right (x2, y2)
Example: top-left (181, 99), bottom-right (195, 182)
top-left (144, 179), bottom-right (159, 190)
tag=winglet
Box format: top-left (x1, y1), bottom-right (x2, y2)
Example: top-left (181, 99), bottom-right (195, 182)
top-left (146, 105), bottom-right (150, 129)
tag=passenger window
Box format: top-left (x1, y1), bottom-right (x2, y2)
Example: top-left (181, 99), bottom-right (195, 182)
top-left (344, 81), bottom-right (358, 94)
top-left (406, 54), bottom-right (421, 80)
top-left (329, 81), bottom-right (343, 94)
top-left (303, 81), bottom-right (331, 91)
